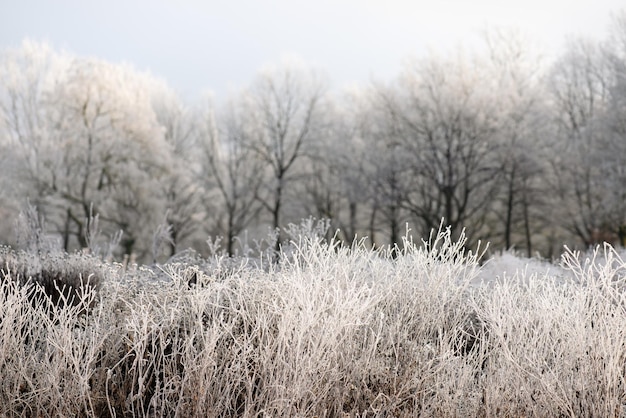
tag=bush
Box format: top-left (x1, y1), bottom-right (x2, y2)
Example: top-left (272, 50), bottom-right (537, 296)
top-left (0, 248), bottom-right (104, 311)
top-left (0, 225), bottom-right (625, 417)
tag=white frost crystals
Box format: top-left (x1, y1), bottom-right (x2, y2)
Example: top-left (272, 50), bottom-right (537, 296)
top-left (0, 222), bottom-right (625, 416)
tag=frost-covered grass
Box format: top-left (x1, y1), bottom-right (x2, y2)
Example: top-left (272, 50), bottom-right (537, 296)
top-left (0, 226), bottom-right (625, 417)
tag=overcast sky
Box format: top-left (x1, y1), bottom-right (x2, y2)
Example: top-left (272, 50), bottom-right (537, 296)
top-left (1, 1), bottom-right (624, 101)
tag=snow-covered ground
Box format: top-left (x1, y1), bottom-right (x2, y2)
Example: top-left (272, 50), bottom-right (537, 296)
top-left (473, 245), bottom-right (626, 288)
top-left (472, 252), bottom-right (572, 287)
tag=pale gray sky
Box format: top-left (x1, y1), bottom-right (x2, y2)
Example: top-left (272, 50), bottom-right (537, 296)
top-left (1, 0), bottom-right (623, 100)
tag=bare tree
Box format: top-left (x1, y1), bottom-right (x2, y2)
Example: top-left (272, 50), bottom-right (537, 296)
top-left (335, 112), bottom-right (372, 245)
top-left (245, 61), bottom-right (328, 243)
top-left (483, 28), bottom-right (551, 256)
top-left (603, 10), bottom-right (626, 246)
top-left (199, 97), bottom-right (266, 256)
top-left (299, 89), bottom-right (378, 245)
top-left (358, 85), bottom-right (412, 249)
top-left (549, 37), bottom-right (616, 247)
top-left (151, 86), bottom-right (203, 256)
top-left (379, 52), bottom-right (502, 242)
top-left (295, 96), bottom-right (361, 243)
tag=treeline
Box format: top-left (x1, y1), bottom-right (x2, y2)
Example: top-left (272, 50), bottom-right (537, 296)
top-left (1, 12), bottom-right (625, 262)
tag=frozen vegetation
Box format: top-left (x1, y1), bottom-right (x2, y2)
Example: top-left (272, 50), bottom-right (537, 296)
top-left (0, 221), bottom-right (625, 417)
top-left (2, 11), bottom-right (626, 263)
top-left (2, 10), bottom-right (625, 417)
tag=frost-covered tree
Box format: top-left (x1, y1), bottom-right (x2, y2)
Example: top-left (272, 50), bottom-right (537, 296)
top-left (45, 58), bottom-right (171, 257)
top-left (601, 11), bottom-right (626, 246)
top-left (299, 94), bottom-right (368, 244)
top-left (549, 36), bottom-right (620, 247)
top-left (379, 51), bottom-right (502, 243)
top-left (151, 85), bottom-right (203, 256)
top-left (358, 84), bottom-right (412, 248)
top-left (245, 61), bottom-right (328, 239)
top-left (330, 91), bottom-right (375, 244)
top-left (198, 96), bottom-right (264, 256)
top-left (0, 41), bottom-right (70, 245)
top-left (482, 29), bottom-right (552, 256)
top-left (0, 41), bottom-right (172, 259)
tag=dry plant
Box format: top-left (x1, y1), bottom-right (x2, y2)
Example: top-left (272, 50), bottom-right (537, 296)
top-left (0, 223), bottom-right (625, 417)
top-left (472, 243), bottom-right (626, 417)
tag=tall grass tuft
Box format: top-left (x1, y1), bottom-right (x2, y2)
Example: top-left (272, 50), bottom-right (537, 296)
top-left (0, 221), bottom-right (625, 416)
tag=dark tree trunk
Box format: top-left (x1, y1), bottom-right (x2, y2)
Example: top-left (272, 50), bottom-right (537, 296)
top-left (63, 208), bottom-right (72, 251)
top-left (504, 166), bottom-right (517, 250)
top-left (523, 196), bottom-right (532, 258)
